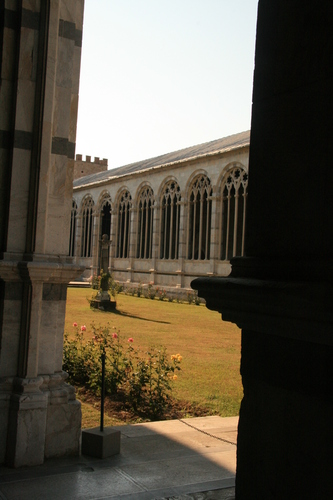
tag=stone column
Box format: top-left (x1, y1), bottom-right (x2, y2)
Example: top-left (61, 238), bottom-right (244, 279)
top-left (208, 190), bottom-right (219, 274)
top-left (0, 0), bottom-right (84, 467)
top-left (128, 207), bottom-right (137, 282)
top-left (73, 212), bottom-right (80, 262)
top-left (192, 0), bottom-right (333, 497)
top-left (110, 204), bottom-right (117, 270)
top-left (75, 213), bottom-right (83, 259)
top-left (177, 200), bottom-right (186, 287)
top-left (91, 210), bottom-right (100, 275)
top-left (150, 199), bottom-right (159, 283)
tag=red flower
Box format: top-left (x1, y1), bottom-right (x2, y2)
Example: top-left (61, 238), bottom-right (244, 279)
top-left (81, 325), bottom-right (86, 332)
top-left (73, 322), bottom-right (78, 327)
top-left (128, 337), bottom-right (134, 343)
top-left (112, 332), bottom-right (118, 339)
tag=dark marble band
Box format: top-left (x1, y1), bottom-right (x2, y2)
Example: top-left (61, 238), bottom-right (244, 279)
top-left (4, 8), bottom-right (40, 31)
top-left (59, 19), bottom-right (82, 47)
top-left (51, 137), bottom-right (76, 159)
top-left (14, 130), bottom-right (33, 150)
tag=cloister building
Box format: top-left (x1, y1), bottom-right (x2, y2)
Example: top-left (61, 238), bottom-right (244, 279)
top-left (71, 130), bottom-right (250, 290)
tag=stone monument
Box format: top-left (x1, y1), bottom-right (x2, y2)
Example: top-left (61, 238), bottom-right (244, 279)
top-left (90, 235), bottom-right (116, 311)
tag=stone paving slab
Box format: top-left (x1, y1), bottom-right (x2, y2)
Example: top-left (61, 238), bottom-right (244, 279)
top-left (0, 417), bottom-right (237, 500)
top-left (157, 487), bottom-right (235, 499)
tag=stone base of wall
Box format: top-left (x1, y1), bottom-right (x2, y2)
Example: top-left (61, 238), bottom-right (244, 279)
top-left (42, 372), bottom-right (81, 459)
top-left (76, 259), bottom-right (232, 292)
top-left (118, 281), bottom-right (205, 304)
top-left (1, 373), bottom-right (81, 466)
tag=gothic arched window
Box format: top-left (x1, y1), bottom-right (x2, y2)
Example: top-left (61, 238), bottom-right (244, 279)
top-left (69, 200), bottom-right (77, 256)
top-left (80, 197), bottom-right (94, 257)
top-left (187, 175), bottom-right (212, 260)
top-left (99, 194), bottom-right (112, 239)
top-left (116, 190), bottom-right (132, 258)
top-left (220, 167), bottom-right (248, 260)
top-left (160, 180), bottom-right (181, 259)
top-left (137, 186), bottom-right (154, 259)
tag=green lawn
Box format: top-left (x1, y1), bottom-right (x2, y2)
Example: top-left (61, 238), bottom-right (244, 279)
top-left (64, 288), bottom-right (243, 425)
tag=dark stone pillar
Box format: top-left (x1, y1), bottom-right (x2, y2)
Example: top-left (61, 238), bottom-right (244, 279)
top-left (192, 0), bottom-right (333, 497)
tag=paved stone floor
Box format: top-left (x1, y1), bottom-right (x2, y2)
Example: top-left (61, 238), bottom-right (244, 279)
top-left (0, 416), bottom-right (237, 500)
top-left (158, 487), bottom-right (235, 499)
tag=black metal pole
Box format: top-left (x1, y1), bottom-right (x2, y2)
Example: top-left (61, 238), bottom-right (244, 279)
top-left (100, 350), bottom-right (106, 432)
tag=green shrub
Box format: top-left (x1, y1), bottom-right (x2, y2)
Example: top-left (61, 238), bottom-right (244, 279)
top-left (157, 288), bottom-right (167, 301)
top-left (146, 284), bottom-right (156, 300)
top-left (63, 323), bottom-right (182, 418)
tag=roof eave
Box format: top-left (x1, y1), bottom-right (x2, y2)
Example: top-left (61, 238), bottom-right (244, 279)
top-left (73, 142), bottom-right (250, 192)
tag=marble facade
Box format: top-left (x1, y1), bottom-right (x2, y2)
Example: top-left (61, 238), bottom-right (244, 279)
top-left (0, 0), bottom-right (84, 466)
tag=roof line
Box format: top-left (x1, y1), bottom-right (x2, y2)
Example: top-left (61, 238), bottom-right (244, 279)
top-left (73, 141), bottom-right (249, 191)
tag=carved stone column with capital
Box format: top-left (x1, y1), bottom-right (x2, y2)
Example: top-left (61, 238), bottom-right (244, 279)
top-left (0, 0), bottom-right (85, 466)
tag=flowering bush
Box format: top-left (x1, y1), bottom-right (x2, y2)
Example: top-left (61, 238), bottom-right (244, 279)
top-left (146, 284), bottom-right (156, 300)
top-left (137, 282), bottom-right (143, 297)
top-left (63, 323), bottom-right (182, 418)
top-left (91, 272), bottom-right (120, 298)
top-left (187, 290), bottom-right (200, 305)
top-left (158, 288), bottom-right (167, 301)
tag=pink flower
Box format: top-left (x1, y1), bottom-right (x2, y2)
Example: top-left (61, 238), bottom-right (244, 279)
top-left (112, 332), bottom-right (118, 339)
top-left (128, 337), bottom-right (134, 343)
top-left (73, 322), bottom-right (78, 327)
top-left (81, 325), bottom-right (86, 332)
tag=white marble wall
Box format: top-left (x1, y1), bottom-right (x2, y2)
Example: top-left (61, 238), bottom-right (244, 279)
top-left (0, 0), bottom-right (85, 466)
top-left (73, 147), bottom-right (249, 289)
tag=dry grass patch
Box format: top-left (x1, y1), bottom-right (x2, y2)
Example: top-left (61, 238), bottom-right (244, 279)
top-left (65, 288), bottom-right (243, 427)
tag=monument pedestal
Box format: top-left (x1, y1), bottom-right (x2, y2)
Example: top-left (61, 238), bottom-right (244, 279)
top-left (81, 427), bottom-right (121, 458)
top-left (90, 291), bottom-right (116, 311)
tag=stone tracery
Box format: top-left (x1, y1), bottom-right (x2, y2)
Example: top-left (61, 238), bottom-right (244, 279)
top-left (220, 166), bottom-right (248, 260)
top-left (80, 196), bottom-right (94, 258)
top-left (137, 186), bottom-right (154, 259)
top-left (187, 174), bottom-right (212, 260)
top-left (116, 189), bottom-right (132, 259)
top-left (160, 180), bottom-right (181, 260)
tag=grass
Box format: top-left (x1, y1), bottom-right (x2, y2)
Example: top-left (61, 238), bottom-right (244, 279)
top-left (64, 288), bottom-right (243, 426)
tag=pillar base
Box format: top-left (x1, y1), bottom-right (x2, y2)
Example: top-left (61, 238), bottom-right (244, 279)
top-left (5, 377), bottom-right (47, 467)
top-left (42, 372), bottom-right (81, 458)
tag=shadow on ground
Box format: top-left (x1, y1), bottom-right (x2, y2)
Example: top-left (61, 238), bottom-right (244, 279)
top-left (0, 416), bottom-right (237, 500)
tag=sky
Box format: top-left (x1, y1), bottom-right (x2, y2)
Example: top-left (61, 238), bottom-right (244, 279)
top-left (75, 0), bottom-right (258, 170)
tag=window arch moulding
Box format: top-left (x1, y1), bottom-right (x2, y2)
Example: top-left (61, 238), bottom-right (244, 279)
top-left (115, 188), bottom-right (132, 259)
top-left (80, 195), bottom-right (94, 258)
top-left (136, 185), bottom-right (154, 259)
top-left (219, 165), bottom-right (248, 261)
top-left (159, 179), bottom-right (181, 260)
top-left (187, 173), bottom-right (213, 261)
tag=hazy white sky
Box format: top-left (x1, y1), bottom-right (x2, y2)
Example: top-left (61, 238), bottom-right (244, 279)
top-left (75, 0), bottom-right (258, 169)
